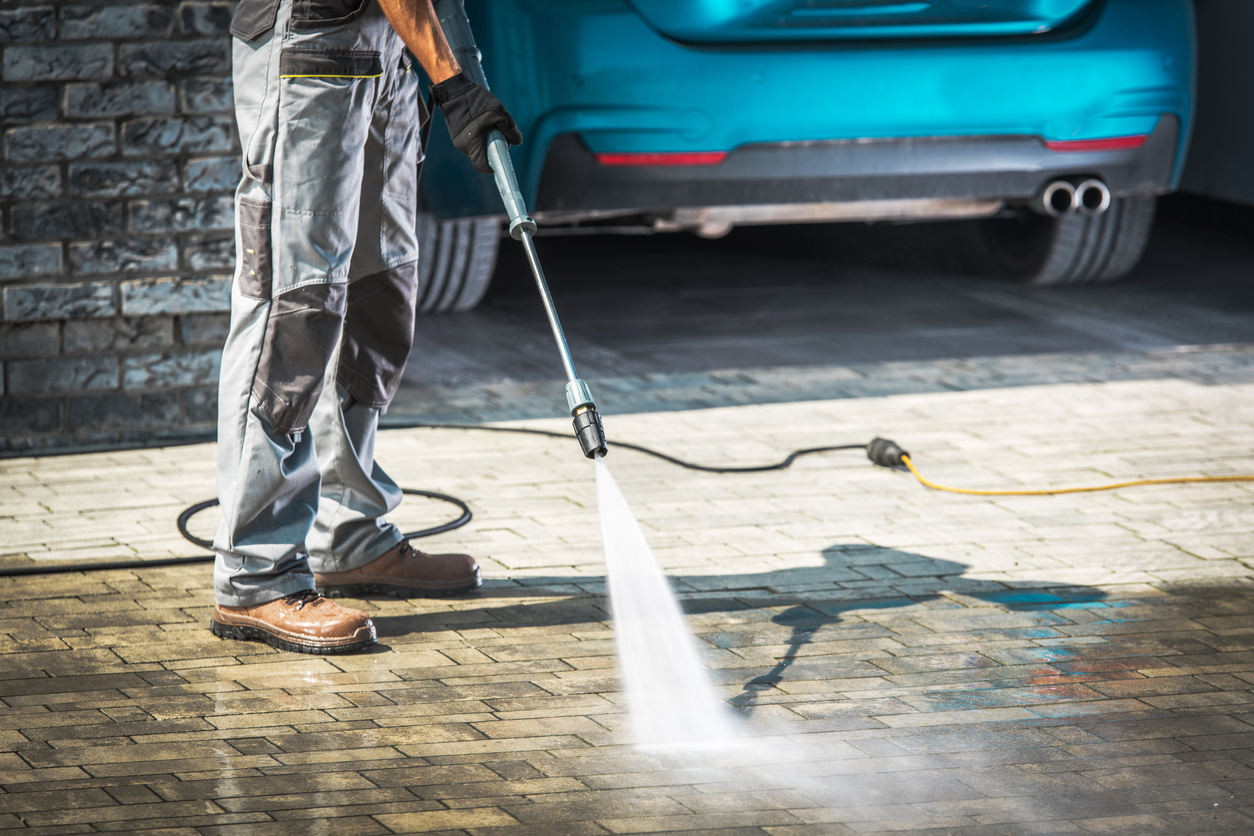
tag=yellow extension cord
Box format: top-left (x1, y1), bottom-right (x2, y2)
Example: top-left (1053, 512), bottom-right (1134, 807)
top-left (899, 454), bottom-right (1254, 497)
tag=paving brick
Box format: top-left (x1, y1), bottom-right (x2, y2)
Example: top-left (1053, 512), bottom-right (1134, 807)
top-left (0, 243), bottom-right (61, 280)
top-left (121, 116), bottom-right (233, 158)
top-left (118, 39), bottom-right (229, 77)
top-left (70, 237), bottom-right (178, 275)
top-left (64, 80), bottom-right (176, 118)
top-left (0, 395), bottom-right (61, 433)
top-left (3, 43), bottom-right (112, 81)
top-left (119, 275), bottom-right (228, 315)
top-left (59, 4), bottom-right (175, 39)
top-left (0, 84), bottom-right (57, 122)
top-left (374, 808), bottom-right (519, 832)
top-left (4, 280), bottom-right (113, 321)
top-left (5, 122), bottom-right (114, 162)
top-left (64, 316), bottom-right (172, 353)
top-left (122, 348), bottom-right (220, 389)
top-left (0, 163), bottom-right (60, 199)
top-left (1089, 715), bottom-right (1254, 742)
top-left (10, 201), bottom-right (124, 241)
top-left (130, 195), bottom-right (233, 234)
top-left (7, 354), bottom-right (117, 394)
top-left (0, 320), bottom-right (57, 358)
top-left (0, 7), bottom-right (56, 42)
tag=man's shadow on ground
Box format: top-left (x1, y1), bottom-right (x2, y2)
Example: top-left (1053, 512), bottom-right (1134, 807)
top-left (372, 543), bottom-right (1107, 712)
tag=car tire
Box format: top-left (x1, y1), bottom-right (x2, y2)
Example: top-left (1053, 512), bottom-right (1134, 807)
top-left (981, 195), bottom-right (1156, 286)
top-left (416, 213), bottom-right (501, 313)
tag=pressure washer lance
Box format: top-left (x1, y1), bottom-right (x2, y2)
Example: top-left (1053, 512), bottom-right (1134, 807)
top-left (435, 0), bottom-right (608, 459)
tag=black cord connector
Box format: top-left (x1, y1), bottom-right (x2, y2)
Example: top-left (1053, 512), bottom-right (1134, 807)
top-left (867, 437), bottom-right (909, 469)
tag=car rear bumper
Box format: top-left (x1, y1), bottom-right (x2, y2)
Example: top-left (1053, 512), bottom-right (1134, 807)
top-left (534, 116), bottom-right (1178, 219)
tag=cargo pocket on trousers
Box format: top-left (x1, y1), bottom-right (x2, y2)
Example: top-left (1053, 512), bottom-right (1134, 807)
top-left (336, 263), bottom-right (418, 409)
top-left (237, 199), bottom-right (272, 300)
top-left (289, 0), bottom-right (370, 32)
top-left (252, 283), bottom-right (349, 435)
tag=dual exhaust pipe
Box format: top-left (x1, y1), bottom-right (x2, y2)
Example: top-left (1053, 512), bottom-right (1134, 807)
top-left (1035, 179), bottom-right (1111, 218)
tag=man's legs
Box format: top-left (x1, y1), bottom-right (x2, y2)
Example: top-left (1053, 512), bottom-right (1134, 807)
top-left (212, 1), bottom-right (399, 648)
top-left (214, 12), bottom-right (331, 609)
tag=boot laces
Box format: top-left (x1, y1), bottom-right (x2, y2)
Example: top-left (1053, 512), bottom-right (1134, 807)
top-left (282, 589), bottom-right (324, 610)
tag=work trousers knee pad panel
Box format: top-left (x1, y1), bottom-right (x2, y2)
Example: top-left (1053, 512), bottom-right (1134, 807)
top-left (253, 283), bottom-right (348, 434)
top-left (336, 262), bottom-right (418, 409)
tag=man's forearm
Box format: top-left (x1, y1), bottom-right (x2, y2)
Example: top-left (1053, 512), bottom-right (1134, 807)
top-left (377, 0), bottom-right (461, 83)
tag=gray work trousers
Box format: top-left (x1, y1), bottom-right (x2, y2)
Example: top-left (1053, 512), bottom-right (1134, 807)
top-left (214, 0), bottom-right (424, 606)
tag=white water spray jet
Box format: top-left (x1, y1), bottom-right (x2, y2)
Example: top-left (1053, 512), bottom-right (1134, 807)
top-left (594, 456), bottom-right (742, 751)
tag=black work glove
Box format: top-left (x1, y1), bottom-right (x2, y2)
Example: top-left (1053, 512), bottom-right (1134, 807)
top-left (431, 72), bottom-right (523, 175)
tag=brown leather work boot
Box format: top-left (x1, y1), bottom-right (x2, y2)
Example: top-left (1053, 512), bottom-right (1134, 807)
top-left (314, 539), bottom-right (481, 599)
top-left (211, 590), bottom-right (376, 655)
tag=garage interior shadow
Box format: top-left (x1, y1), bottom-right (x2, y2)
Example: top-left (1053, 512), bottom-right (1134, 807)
top-left (401, 194), bottom-right (1254, 400)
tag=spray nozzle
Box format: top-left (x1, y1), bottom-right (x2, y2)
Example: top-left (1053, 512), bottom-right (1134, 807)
top-left (565, 379), bottom-right (607, 458)
top-left (573, 406), bottom-right (608, 459)
top-left (867, 437), bottom-right (909, 468)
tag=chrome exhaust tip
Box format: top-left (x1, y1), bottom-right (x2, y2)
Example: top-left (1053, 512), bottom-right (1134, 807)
top-left (1036, 180), bottom-right (1077, 217)
top-left (1075, 179), bottom-right (1111, 216)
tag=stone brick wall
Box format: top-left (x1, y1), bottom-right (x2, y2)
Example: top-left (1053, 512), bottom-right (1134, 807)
top-left (0, 2), bottom-right (238, 452)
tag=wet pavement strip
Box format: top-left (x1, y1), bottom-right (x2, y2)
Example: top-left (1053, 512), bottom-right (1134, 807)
top-left (3, 352), bottom-right (1254, 833)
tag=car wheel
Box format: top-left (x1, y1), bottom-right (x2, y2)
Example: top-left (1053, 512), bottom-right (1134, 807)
top-left (416, 213), bottom-right (501, 313)
top-left (981, 195), bottom-right (1156, 286)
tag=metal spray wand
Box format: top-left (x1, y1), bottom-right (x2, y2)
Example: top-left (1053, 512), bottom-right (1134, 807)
top-left (433, 0), bottom-right (608, 459)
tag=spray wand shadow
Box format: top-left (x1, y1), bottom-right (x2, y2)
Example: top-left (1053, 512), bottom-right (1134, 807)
top-left (720, 545), bottom-right (1108, 714)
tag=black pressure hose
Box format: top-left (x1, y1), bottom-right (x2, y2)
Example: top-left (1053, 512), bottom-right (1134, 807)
top-left (175, 488), bottom-right (473, 552)
top-left (395, 422), bottom-right (868, 474)
top-left (0, 425), bottom-right (868, 578)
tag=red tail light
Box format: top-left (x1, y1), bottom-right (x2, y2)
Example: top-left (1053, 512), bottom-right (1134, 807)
top-left (1044, 135), bottom-right (1148, 153)
top-left (595, 151), bottom-right (728, 166)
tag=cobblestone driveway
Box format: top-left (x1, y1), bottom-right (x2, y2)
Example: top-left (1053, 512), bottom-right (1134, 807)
top-left (2, 351), bottom-right (1254, 834)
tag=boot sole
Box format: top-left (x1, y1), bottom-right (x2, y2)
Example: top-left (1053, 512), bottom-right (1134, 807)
top-left (210, 619), bottom-right (376, 655)
top-left (317, 573), bottom-right (482, 600)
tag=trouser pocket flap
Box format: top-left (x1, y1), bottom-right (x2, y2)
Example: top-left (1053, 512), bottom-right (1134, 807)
top-left (290, 0), bottom-right (369, 31)
top-left (231, 0), bottom-right (282, 39)
top-left (279, 48), bottom-right (382, 78)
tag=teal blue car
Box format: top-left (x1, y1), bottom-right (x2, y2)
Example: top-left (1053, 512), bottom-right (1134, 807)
top-left (416, 0), bottom-right (1195, 311)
